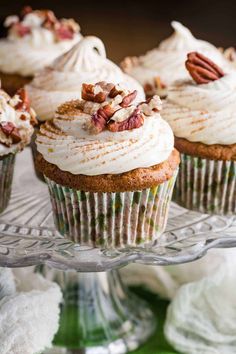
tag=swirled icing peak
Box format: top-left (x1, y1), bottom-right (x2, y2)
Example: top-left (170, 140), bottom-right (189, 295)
top-left (121, 21), bottom-right (232, 97)
top-left (52, 36), bottom-right (107, 72)
top-left (36, 82), bottom-right (174, 175)
top-left (26, 36), bottom-right (145, 121)
top-left (0, 88), bottom-right (36, 155)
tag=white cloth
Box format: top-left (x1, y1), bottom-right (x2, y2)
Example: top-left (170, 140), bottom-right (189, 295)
top-left (0, 267), bottom-right (62, 354)
top-left (121, 249), bottom-right (236, 354)
top-left (121, 248), bottom-right (227, 300)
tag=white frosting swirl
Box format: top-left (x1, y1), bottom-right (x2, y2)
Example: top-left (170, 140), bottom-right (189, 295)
top-left (0, 12), bottom-right (82, 76)
top-left (36, 93), bottom-right (174, 175)
top-left (0, 91), bottom-right (34, 155)
top-left (26, 36), bottom-right (145, 122)
top-left (162, 73), bottom-right (236, 145)
top-left (124, 22), bottom-right (232, 92)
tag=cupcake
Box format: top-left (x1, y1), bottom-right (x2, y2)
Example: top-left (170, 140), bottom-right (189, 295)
top-left (162, 52), bottom-right (236, 215)
top-left (121, 21), bottom-right (232, 98)
top-left (0, 88), bottom-right (36, 212)
top-left (0, 6), bottom-right (82, 96)
top-left (26, 36), bottom-right (145, 122)
top-left (36, 82), bottom-right (179, 248)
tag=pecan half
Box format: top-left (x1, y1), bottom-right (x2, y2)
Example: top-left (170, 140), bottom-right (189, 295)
top-left (90, 105), bottom-right (115, 134)
top-left (82, 84), bottom-right (107, 103)
top-left (120, 90), bottom-right (137, 107)
top-left (107, 108), bottom-right (144, 132)
top-left (186, 52), bottom-right (224, 84)
top-left (0, 122), bottom-right (21, 144)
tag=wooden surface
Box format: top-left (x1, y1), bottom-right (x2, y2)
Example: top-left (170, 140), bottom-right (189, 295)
top-left (0, 0), bottom-right (235, 63)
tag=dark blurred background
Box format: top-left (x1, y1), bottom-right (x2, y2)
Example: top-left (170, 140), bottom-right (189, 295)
top-left (0, 0), bottom-right (235, 63)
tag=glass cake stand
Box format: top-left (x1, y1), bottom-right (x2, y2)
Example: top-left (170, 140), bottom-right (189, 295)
top-left (0, 149), bottom-right (236, 354)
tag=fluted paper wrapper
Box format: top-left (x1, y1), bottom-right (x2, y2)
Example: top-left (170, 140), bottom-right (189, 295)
top-left (0, 153), bottom-right (15, 213)
top-left (45, 172), bottom-right (177, 248)
top-left (31, 127), bottom-right (45, 182)
top-left (174, 154), bottom-right (236, 215)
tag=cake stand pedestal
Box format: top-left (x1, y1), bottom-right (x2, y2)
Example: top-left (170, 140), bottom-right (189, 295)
top-left (0, 149), bottom-right (235, 353)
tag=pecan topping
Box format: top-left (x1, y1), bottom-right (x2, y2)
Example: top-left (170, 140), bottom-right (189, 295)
top-left (12, 23), bottom-right (31, 37)
top-left (82, 84), bottom-right (107, 103)
top-left (0, 122), bottom-right (21, 144)
top-left (120, 90), bottom-right (137, 107)
top-left (90, 105), bottom-right (115, 134)
top-left (55, 23), bottom-right (74, 40)
top-left (186, 52), bottom-right (224, 84)
top-left (109, 86), bottom-right (123, 98)
top-left (15, 88), bottom-right (30, 112)
top-left (108, 108), bottom-right (144, 132)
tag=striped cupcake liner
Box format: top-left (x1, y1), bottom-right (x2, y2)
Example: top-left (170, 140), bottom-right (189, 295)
top-left (30, 128), bottom-right (45, 182)
top-left (45, 172), bottom-right (178, 248)
top-left (0, 153), bottom-right (15, 213)
top-left (174, 154), bottom-right (236, 215)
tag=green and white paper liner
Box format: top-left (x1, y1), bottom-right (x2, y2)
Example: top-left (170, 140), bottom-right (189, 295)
top-left (0, 153), bottom-right (15, 213)
top-left (31, 127), bottom-right (45, 182)
top-left (45, 172), bottom-right (177, 248)
top-left (174, 154), bottom-right (236, 215)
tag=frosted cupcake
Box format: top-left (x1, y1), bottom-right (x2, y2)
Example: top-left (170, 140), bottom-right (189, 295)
top-left (26, 36), bottom-right (145, 122)
top-left (36, 82), bottom-right (179, 248)
top-left (121, 21), bottom-right (232, 97)
top-left (0, 88), bottom-right (36, 212)
top-left (0, 6), bottom-right (82, 95)
top-left (162, 52), bottom-right (236, 215)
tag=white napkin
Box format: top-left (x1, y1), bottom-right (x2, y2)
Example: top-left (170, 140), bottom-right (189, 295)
top-left (164, 249), bottom-right (236, 354)
top-left (0, 267), bottom-right (62, 354)
top-left (120, 248), bottom-right (227, 300)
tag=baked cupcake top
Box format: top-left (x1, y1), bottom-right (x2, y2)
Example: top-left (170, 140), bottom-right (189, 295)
top-left (162, 52), bottom-right (236, 146)
top-left (121, 22), bottom-right (232, 97)
top-left (26, 36), bottom-right (145, 122)
top-left (0, 7), bottom-right (82, 77)
top-left (0, 88), bottom-right (36, 156)
top-left (36, 81), bottom-right (174, 176)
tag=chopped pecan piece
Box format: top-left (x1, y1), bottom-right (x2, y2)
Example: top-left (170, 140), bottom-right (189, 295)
top-left (120, 90), bottom-right (137, 107)
top-left (90, 105), bottom-right (115, 134)
top-left (12, 22), bottom-right (31, 37)
top-left (15, 88), bottom-right (30, 111)
top-left (0, 122), bottom-right (21, 144)
top-left (186, 52), bottom-right (224, 84)
top-left (11, 128), bottom-right (21, 143)
top-left (82, 84), bottom-right (107, 103)
top-left (154, 76), bottom-right (166, 90)
top-left (107, 108), bottom-right (144, 132)
top-left (55, 24), bottom-right (74, 40)
top-left (109, 86), bottom-right (123, 98)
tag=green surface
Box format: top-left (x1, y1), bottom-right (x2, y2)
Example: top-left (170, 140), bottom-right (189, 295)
top-left (131, 287), bottom-right (179, 354)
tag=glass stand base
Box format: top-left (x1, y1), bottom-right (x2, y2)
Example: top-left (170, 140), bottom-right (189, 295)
top-left (43, 268), bottom-right (156, 354)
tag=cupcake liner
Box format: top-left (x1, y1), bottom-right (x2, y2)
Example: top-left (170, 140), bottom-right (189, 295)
top-left (31, 127), bottom-right (45, 182)
top-left (0, 153), bottom-right (15, 213)
top-left (44, 171), bottom-right (178, 248)
top-left (174, 154), bottom-right (236, 215)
